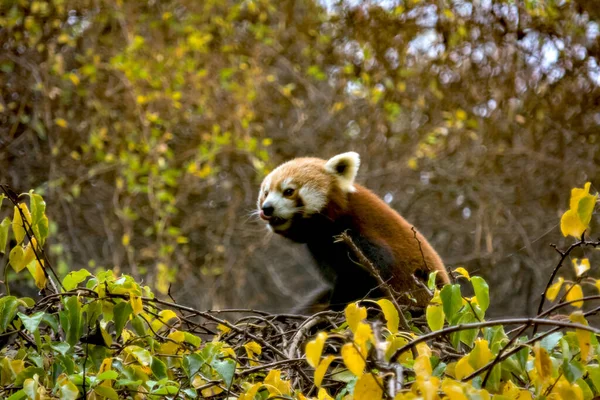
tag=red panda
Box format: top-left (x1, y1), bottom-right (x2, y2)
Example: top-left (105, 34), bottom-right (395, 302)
top-left (257, 152), bottom-right (449, 310)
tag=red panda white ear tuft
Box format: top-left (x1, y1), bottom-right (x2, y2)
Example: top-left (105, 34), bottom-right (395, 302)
top-left (325, 152), bottom-right (360, 193)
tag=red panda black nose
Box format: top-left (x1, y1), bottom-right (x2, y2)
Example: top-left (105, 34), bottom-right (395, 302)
top-left (262, 204), bottom-right (274, 217)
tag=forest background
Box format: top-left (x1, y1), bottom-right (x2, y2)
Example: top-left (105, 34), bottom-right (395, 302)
top-left (2, 0), bottom-right (600, 316)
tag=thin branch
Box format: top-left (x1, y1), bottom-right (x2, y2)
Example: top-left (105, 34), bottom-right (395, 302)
top-left (390, 318), bottom-right (600, 363)
top-left (337, 232), bottom-right (411, 331)
top-left (534, 235), bottom-right (600, 335)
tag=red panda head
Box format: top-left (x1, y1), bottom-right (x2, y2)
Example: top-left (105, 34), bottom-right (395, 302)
top-left (257, 152), bottom-right (360, 238)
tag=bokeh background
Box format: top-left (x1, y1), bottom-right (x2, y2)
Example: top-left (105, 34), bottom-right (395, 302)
top-left (2, 0), bottom-right (600, 316)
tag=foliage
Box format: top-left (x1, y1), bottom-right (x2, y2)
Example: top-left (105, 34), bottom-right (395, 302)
top-left (2, 188), bottom-right (600, 399)
top-left (3, 0), bottom-right (600, 315)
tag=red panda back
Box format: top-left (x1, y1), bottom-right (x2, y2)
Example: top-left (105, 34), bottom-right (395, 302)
top-left (342, 184), bottom-right (450, 306)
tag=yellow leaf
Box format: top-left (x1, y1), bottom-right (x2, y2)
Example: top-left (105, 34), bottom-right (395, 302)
top-left (317, 387), bottom-right (334, 400)
top-left (168, 330), bottom-right (185, 343)
top-left (533, 343), bottom-right (552, 382)
top-left (345, 302), bottom-right (367, 333)
top-left (354, 373), bottom-right (383, 400)
top-left (306, 332), bottom-right (328, 368)
top-left (441, 379), bottom-right (469, 400)
top-left (98, 357), bottom-right (114, 388)
top-left (456, 109), bottom-right (467, 121)
top-left (55, 118), bottom-right (69, 128)
top-left (407, 158), bottom-right (418, 170)
top-left (561, 209), bottom-right (586, 238)
top-left (455, 355), bottom-right (474, 380)
top-left (414, 376), bottom-right (441, 400)
top-left (217, 324), bottom-right (231, 334)
top-left (354, 322), bottom-right (373, 357)
top-left (244, 341), bottom-right (262, 366)
top-left (551, 378), bottom-right (584, 400)
top-left (377, 299), bottom-right (400, 333)
top-left (546, 277), bottom-right (564, 301)
top-left (264, 369), bottom-right (291, 396)
top-left (416, 342), bottom-right (432, 357)
top-left (341, 343), bottom-right (365, 376)
top-left (414, 355), bottom-right (432, 378)
top-left (314, 355), bottom-right (335, 388)
top-left (129, 293), bottom-right (143, 316)
top-left (9, 246), bottom-right (26, 273)
top-left (385, 336), bottom-right (411, 363)
top-left (570, 311), bottom-right (592, 362)
top-left (239, 383), bottom-right (261, 400)
top-left (12, 205), bottom-right (27, 245)
top-left (469, 339), bottom-right (494, 370)
top-left (566, 284), bottom-right (584, 308)
top-left (573, 258), bottom-right (591, 277)
top-left (150, 309), bottom-right (178, 333)
top-left (26, 259), bottom-right (46, 289)
top-left (454, 267), bottom-right (470, 280)
top-left (426, 304), bottom-right (445, 331)
top-left (22, 240), bottom-right (37, 270)
top-left (68, 72), bottom-right (80, 86)
top-left (570, 182), bottom-right (592, 211)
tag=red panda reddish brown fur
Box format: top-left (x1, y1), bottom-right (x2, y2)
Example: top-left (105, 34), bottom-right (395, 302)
top-left (258, 152), bottom-right (449, 309)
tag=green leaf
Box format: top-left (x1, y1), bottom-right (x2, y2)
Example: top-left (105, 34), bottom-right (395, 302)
top-left (457, 311), bottom-right (478, 347)
top-left (97, 370), bottom-right (119, 381)
top-left (540, 332), bottom-right (563, 351)
top-left (151, 357), bottom-right (168, 380)
top-left (471, 276), bottom-right (490, 313)
top-left (51, 342), bottom-right (71, 356)
top-left (577, 194), bottom-right (596, 227)
top-left (0, 217), bottom-right (10, 254)
top-left (440, 284), bottom-right (463, 323)
top-left (93, 386), bottom-right (119, 400)
top-left (62, 296), bottom-right (82, 347)
top-left (485, 364), bottom-right (502, 392)
top-left (588, 365), bottom-right (600, 392)
top-left (427, 271), bottom-right (439, 291)
top-left (562, 359), bottom-right (585, 383)
top-left (15, 367), bottom-right (45, 386)
top-left (150, 386), bottom-right (179, 396)
top-left (576, 378), bottom-right (594, 400)
top-left (59, 377), bottom-right (79, 400)
top-left (6, 389), bottom-right (27, 400)
top-left (113, 301), bottom-right (133, 338)
top-left (0, 296), bottom-right (18, 333)
top-left (515, 341), bottom-right (529, 371)
top-left (127, 345), bottom-right (152, 366)
top-left (17, 311), bottom-right (45, 333)
top-left (62, 269), bottom-right (91, 291)
top-left (183, 332), bottom-right (202, 347)
top-left (30, 194), bottom-right (48, 245)
top-left (183, 353), bottom-right (205, 379)
top-left (212, 358), bottom-right (235, 387)
top-left (43, 313), bottom-right (59, 333)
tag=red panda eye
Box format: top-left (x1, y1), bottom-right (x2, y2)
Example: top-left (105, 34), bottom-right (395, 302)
top-left (283, 188), bottom-right (294, 197)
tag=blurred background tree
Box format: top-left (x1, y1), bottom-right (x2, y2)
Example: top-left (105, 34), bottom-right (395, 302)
top-left (1, 0), bottom-right (600, 315)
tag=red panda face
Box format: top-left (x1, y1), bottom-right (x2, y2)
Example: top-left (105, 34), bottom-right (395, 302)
top-left (257, 152), bottom-right (360, 237)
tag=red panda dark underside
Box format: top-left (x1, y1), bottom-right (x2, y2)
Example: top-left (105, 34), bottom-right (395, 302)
top-left (280, 211), bottom-right (399, 310)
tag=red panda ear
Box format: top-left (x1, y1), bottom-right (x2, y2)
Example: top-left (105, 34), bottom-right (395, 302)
top-left (325, 152), bottom-right (360, 193)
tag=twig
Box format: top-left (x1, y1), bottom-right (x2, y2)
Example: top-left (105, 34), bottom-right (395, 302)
top-left (338, 232), bottom-right (411, 331)
top-left (534, 235), bottom-right (600, 335)
top-left (391, 318), bottom-right (600, 363)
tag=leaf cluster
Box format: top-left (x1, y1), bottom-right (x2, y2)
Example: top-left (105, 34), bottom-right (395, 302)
top-left (2, 186), bottom-right (600, 399)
